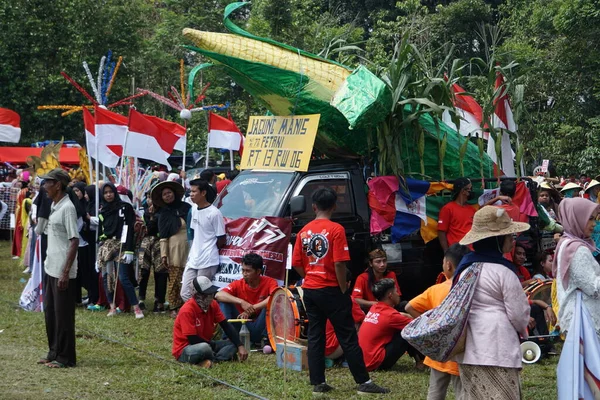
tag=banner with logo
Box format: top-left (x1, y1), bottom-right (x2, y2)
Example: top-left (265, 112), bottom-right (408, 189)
top-left (212, 216), bottom-right (292, 288)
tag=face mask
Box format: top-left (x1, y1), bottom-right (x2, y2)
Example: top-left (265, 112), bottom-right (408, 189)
top-left (194, 293), bottom-right (213, 312)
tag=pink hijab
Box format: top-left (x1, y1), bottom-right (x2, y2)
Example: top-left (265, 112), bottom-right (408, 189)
top-left (553, 198), bottom-right (600, 288)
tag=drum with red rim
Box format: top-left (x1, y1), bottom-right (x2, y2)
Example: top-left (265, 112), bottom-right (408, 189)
top-left (266, 286), bottom-right (308, 351)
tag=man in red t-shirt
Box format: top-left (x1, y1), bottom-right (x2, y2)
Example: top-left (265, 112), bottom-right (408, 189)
top-left (172, 276), bottom-right (248, 368)
top-left (438, 177), bottom-right (477, 251)
top-left (358, 278), bottom-right (415, 371)
top-left (352, 249), bottom-right (401, 312)
top-left (292, 188), bottom-right (389, 396)
top-left (215, 253), bottom-right (278, 345)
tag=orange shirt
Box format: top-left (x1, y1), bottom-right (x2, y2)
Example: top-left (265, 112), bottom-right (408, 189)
top-left (437, 202), bottom-right (476, 246)
top-left (222, 276), bottom-right (279, 314)
top-left (408, 280), bottom-right (459, 376)
top-left (352, 271), bottom-right (401, 301)
top-left (292, 219), bottom-right (350, 289)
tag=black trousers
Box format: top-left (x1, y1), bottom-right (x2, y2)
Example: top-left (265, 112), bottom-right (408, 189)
top-left (138, 269), bottom-right (168, 303)
top-left (529, 304), bottom-right (549, 336)
top-left (44, 275), bottom-right (77, 366)
top-left (378, 331), bottom-right (412, 370)
top-left (303, 286), bottom-right (370, 385)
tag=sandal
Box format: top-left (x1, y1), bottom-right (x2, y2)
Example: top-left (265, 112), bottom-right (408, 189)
top-left (45, 360), bottom-right (67, 368)
top-left (37, 358), bottom-right (51, 365)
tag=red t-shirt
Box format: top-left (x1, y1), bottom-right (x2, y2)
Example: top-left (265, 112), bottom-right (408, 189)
top-left (358, 302), bottom-right (412, 371)
top-left (292, 219), bottom-right (350, 289)
top-left (325, 299), bottom-right (365, 356)
top-left (352, 271), bottom-right (401, 301)
top-left (516, 265), bottom-right (531, 283)
top-left (437, 201), bottom-right (477, 246)
top-left (216, 179), bottom-right (231, 194)
top-left (172, 299), bottom-right (225, 359)
top-left (221, 275), bottom-right (279, 314)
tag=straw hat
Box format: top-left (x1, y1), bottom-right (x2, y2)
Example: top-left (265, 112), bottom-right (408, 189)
top-left (459, 206), bottom-right (530, 245)
top-left (151, 181), bottom-right (184, 208)
top-left (585, 180), bottom-right (600, 193)
top-left (560, 182), bottom-right (582, 193)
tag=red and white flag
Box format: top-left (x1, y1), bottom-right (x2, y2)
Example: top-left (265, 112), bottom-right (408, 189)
top-left (94, 106), bottom-right (127, 168)
top-left (208, 112), bottom-right (244, 154)
top-left (442, 83), bottom-right (487, 139)
top-left (144, 115), bottom-right (186, 153)
top-left (84, 108), bottom-right (120, 168)
top-left (125, 109), bottom-right (180, 169)
top-left (0, 108), bottom-right (21, 143)
top-left (488, 72), bottom-right (517, 177)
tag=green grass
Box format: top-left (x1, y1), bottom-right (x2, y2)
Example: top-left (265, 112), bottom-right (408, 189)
top-left (0, 241), bottom-right (557, 399)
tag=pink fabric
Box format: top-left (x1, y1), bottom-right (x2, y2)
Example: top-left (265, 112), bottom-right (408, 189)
top-left (553, 198), bottom-right (599, 289)
top-left (367, 177), bottom-right (399, 234)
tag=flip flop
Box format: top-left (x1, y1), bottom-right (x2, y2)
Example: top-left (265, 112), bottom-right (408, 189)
top-left (37, 358), bottom-right (51, 364)
top-left (45, 360), bottom-right (67, 369)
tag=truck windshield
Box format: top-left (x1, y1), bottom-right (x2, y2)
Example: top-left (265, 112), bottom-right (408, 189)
top-left (215, 171), bottom-right (295, 219)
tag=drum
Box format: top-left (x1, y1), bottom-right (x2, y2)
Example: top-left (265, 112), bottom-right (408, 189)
top-left (266, 287), bottom-right (308, 351)
top-left (524, 279), bottom-right (553, 305)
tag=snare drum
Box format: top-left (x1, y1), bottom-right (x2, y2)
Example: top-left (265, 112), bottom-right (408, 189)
top-left (266, 287), bottom-right (309, 351)
top-left (524, 279), bottom-right (553, 305)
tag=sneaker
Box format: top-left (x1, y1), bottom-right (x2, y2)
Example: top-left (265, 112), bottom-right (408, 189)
top-left (82, 298), bottom-right (90, 306)
top-left (134, 306), bottom-right (144, 319)
top-left (357, 382), bottom-right (390, 395)
top-left (312, 383), bottom-right (335, 395)
top-left (341, 360), bottom-right (349, 368)
top-left (88, 304), bottom-right (106, 311)
top-left (138, 301), bottom-right (146, 311)
top-left (198, 359), bottom-right (213, 369)
top-left (324, 358), bottom-right (334, 368)
top-left (107, 308), bottom-right (117, 317)
top-left (22, 267), bottom-right (31, 274)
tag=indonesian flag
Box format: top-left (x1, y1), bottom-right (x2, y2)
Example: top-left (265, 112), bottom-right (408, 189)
top-left (0, 108), bottom-right (21, 143)
top-left (144, 115), bottom-right (186, 153)
top-left (94, 106), bottom-right (127, 168)
top-left (442, 83), bottom-right (487, 139)
top-left (487, 72), bottom-right (517, 177)
top-left (125, 109), bottom-right (180, 169)
top-left (84, 107), bottom-right (120, 168)
top-left (208, 112), bottom-right (244, 154)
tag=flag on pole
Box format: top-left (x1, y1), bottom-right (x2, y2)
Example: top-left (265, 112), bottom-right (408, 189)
top-left (0, 108), bottom-right (21, 143)
top-left (441, 83), bottom-right (487, 139)
top-left (125, 109), bottom-right (180, 169)
top-left (94, 106), bottom-right (127, 168)
top-left (208, 112), bottom-right (244, 154)
top-left (84, 107), bottom-right (120, 168)
top-left (144, 115), bottom-right (187, 152)
top-left (488, 72), bottom-right (517, 177)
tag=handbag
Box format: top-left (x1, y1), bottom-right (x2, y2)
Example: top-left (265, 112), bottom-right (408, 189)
top-left (401, 262), bottom-right (483, 362)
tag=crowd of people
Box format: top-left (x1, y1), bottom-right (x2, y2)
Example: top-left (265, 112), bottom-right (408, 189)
top-left (7, 165), bottom-right (600, 398)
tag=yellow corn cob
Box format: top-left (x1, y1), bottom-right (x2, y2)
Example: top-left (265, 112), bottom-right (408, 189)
top-left (182, 29), bottom-right (351, 93)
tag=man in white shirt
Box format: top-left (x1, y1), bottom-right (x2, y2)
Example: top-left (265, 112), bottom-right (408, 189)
top-left (37, 169), bottom-right (79, 368)
top-left (180, 179), bottom-right (226, 302)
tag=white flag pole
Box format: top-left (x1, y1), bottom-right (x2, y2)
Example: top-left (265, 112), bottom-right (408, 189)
top-left (229, 149), bottom-right (234, 171)
top-left (182, 122), bottom-right (188, 172)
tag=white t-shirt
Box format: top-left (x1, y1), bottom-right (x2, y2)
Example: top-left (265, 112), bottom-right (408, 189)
top-left (186, 204), bottom-right (226, 269)
top-left (45, 195), bottom-right (79, 279)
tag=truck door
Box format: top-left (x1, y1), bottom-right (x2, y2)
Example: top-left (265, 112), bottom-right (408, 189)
top-left (289, 172), bottom-right (368, 276)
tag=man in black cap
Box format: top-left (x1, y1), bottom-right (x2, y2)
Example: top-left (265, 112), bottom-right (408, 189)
top-left (37, 168), bottom-right (79, 368)
top-left (437, 177), bottom-right (476, 251)
top-left (172, 276), bottom-right (248, 368)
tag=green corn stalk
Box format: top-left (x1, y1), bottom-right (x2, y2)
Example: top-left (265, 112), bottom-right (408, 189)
top-left (515, 142), bottom-right (524, 177)
top-left (459, 133), bottom-right (470, 176)
top-left (439, 131), bottom-right (447, 182)
top-left (418, 127), bottom-right (425, 176)
top-left (478, 136), bottom-right (484, 181)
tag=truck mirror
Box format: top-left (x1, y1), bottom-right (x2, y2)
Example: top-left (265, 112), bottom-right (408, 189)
top-left (290, 195), bottom-right (306, 216)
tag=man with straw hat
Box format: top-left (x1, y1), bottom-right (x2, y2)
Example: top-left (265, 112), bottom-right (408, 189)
top-left (452, 206), bottom-right (531, 399)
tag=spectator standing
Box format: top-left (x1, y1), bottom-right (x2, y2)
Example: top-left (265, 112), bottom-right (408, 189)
top-left (438, 178), bottom-right (476, 251)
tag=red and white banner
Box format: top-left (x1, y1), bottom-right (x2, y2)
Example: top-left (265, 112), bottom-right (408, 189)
top-left (442, 83), bottom-right (487, 139)
top-left (144, 114), bottom-right (187, 152)
top-left (0, 108), bottom-right (21, 143)
top-left (208, 112), bottom-right (244, 153)
top-left (125, 109), bottom-right (180, 169)
top-left (84, 107), bottom-right (120, 168)
top-left (212, 216), bottom-right (292, 288)
top-left (488, 72), bottom-right (517, 177)
top-left (94, 106), bottom-right (127, 168)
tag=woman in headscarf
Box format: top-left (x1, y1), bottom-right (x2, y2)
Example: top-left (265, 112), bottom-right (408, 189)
top-left (72, 182), bottom-right (90, 305)
top-left (151, 181), bottom-right (191, 318)
top-left (453, 206), bottom-right (531, 400)
top-left (553, 198), bottom-right (600, 336)
top-left (137, 189), bottom-right (168, 313)
top-left (97, 182), bottom-right (143, 319)
top-left (82, 185), bottom-right (101, 308)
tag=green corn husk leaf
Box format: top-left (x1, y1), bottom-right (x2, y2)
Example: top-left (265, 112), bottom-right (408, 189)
top-left (478, 136), bottom-right (485, 180)
top-left (459, 133), bottom-right (470, 177)
top-left (418, 127), bottom-right (425, 176)
top-left (515, 142), bottom-right (524, 176)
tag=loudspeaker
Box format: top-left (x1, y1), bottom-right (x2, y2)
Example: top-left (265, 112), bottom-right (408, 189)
top-left (521, 341), bottom-right (542, 364)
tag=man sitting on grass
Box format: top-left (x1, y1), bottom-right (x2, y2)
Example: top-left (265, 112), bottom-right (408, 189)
top-left (172, 276), bottom-right (248, 368)
top-left (215, 252), bottom-right (278, 346)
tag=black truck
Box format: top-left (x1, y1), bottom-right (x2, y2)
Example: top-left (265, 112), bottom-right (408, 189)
top-left (214, 159), bottom-right (446, 300)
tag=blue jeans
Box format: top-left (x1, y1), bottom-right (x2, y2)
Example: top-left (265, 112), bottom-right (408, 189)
top-left (103, 263), bottom-right (139, 306)
top-left (177, 340), bottom-right (238, 364)
top-left (219, 302), bottom-right (267, 344)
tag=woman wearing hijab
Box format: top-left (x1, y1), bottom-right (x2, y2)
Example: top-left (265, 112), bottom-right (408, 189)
top-left (553, 198), bottom-right (600, 336)
top-left (81, 185), bottom-right (101, 308)
top-left (453, 206), bottom-right (531, 400)
top-left (97, 182), bottom-right (143, 319)
top-left (72, 182), bottom-right (91, 305)
top-left (151, 181), bottom-right (191, 318)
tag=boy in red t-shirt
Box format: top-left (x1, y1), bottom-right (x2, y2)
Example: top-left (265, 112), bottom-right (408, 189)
top-left (215, 253), bottom-right (278, 345)
top-left (358, 278), bottom-right (415, 371)
top-left (292, 188), bottom-right (389, 395)
top-left (352, 249), bottom-right (401, 312)
top-left (438, 177), bottom-right (476, 251)
top-left (172, 276), bottom-right (248, 368)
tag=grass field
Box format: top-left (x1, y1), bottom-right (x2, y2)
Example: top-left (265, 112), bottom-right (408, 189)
top-left (0, 241), bottom-right (558, 399)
